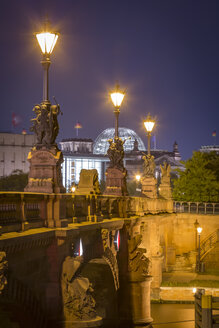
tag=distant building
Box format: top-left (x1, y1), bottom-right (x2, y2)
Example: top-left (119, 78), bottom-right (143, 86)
top-left (0, 129), bottom-right (184, 189)
top-left (0, 132), bottom-right (36, 177)
top-left (59, 138), bottom-right (93, 153)
top-left (60, 127), bottom-right (184, 191)
top-left (199, 145), bottom-right (219, 154)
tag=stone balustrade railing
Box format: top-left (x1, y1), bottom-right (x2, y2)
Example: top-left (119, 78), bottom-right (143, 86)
top-left (173, 201), bottom-right (219, 215)
top-left (0, 192), bottom-right (173, 234)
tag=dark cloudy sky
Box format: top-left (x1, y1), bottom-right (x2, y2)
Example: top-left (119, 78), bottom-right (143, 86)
top-left (0, 0), bottom-right (218, 159)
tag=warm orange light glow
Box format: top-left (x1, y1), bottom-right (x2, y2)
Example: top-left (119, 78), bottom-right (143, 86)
top-left (71, 185), bottom-right (76, 193)
top-left (144, 114), bottom-right (155, 133)
top-left (110, 84), bottom-right (125, 108)
top-left (36, 32), bottom-right (58, 55)
top-left (135, 175), bottom-right (141, 182)
top-left (197, 227), bottom-right (202, 235)
top-left (111, 92), bottom-right (125, 107)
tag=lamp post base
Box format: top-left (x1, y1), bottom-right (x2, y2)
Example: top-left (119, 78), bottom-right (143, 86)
top-left (104, 167), bottom-right (128, 196)
top-left (24, 146), bottom-right (65, 193)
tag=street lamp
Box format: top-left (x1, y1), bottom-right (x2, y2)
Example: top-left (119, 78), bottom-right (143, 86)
top-left (194, 219), bottom-right (199, 251)
top-left (197, 226), bottom-right (202, 272)
top-left (135, 174), bottom-right (141, 193)
top-left (110, 83), bottom-right (125, 138)
top-left (71, 184), bottom-right (76, 193)
top-left (36, 19), bottom-right (59, 103)
top-left (136, 175), bottom-right (141, 182)
top-left (143, 114), bottom-right (155, 156)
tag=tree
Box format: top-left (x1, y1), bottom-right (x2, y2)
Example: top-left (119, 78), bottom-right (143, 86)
top-left (172, 151), bottom-right (219, 202)
top-left (0, 170), bottom-right (28, 192)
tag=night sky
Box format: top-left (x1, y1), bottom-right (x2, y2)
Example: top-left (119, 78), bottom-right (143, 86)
top-left (0, 0), bottom-right (218, 159)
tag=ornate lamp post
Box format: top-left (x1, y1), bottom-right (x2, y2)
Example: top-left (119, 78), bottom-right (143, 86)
top-left (197, 226), bottom-right (202, 272)
top-left (104, 83), bottom-right (128, 196)
top-left (110, 83), bottom-right (125, 138)
top-left (25, 19), bottom-right (65, 194)
top-left (36, 19), bottom-right (59, 103)
top-left (194, 219), bottom-right (199, 251)
top-left (143, 114), bottom-right (155, 156)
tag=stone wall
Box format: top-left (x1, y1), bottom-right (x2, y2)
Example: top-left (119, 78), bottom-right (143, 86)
top-left (160, 287), bottom-right (219, 302)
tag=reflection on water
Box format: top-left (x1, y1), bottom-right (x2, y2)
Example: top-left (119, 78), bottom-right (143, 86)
top-left (101, 303), bottom-right (195, 328)
top-left (151, 303), bottom-right (195, 328)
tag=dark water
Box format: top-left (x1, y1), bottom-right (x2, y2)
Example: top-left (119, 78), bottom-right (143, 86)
top-left (102, 303), bottom-right (195, 328)
top-left (151, 303), bottom-right (194, 328)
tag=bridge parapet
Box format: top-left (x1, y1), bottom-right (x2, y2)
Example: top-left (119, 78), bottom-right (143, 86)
top-left (0, 192), bottom-right (173, 234)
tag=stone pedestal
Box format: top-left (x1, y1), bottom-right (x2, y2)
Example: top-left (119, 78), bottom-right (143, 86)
top-left (104, 167), bottom-right (128, 196)
top-left (25, 147), bottom-right (65, 193)
top-left (59, 317), bottom-right (103, 328)
top-left (150, 255), bottom-right (164, 299)
top-left (141, 177), bottom-right (157, 199)
top-left (159, 183), bottom-right (172, 199)
top-left (119, 276), bottom-right (153, 326)
top-left (76, 169), bottom-right (100, 195)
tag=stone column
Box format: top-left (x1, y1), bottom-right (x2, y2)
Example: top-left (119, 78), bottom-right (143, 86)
top-left (119, 274), bottom-right (153, 326)
top-left (150, 255), bottom-right (163, 299)
top-left (118, 221), bottom-right (153, 326)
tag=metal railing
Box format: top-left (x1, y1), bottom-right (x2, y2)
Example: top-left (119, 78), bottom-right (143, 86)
top-left (174, 201), bottom-right (219, 215)
top-left (200, 230), bottom-right (219, 261)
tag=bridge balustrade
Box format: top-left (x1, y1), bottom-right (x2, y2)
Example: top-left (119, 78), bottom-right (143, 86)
top-left (0, 192), bottom-right (173, 234)
top-left (0, 192), bottom-right (46, 233)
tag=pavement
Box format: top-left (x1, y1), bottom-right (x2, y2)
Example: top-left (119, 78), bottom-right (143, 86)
top-left (163, 271), bottom-right (219, 283)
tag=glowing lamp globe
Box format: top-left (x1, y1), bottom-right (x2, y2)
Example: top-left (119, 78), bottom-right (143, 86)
top-left (36, 32), bottom-right (58, 55)
top-left (110, 84), bottom-right (125, 108)
top-left (197, 227), bottom-right (202, 235)
top-left (136, 175), bottom-right (141, 182)
top-left (144, 114), bottom-right (155, 133)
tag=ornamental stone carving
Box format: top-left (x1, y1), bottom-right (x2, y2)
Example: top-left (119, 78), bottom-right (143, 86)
top-left (0, 252), bottom-right (7, 294)
top-left (30, 102), bottom-right (62, 148)
top-left (76, 169), bottom-right (100, 195)
top-left (159, 161), bottom-right (172, 199)
top-left (107, 137), bottom-right (126, 171)
top-left (142, 154), bottom-right (156, 177)
top-left (101, 229), bottom-right (119, 290)
top-left (61, 256), bottom-right (96, 321)
top-left (160, 161), bottom-right (171, 184)
top-left (128, 234), bottom-right (151, 281)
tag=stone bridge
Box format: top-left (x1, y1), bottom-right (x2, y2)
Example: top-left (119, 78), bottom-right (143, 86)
top-left (0, 193), bottom-right (218, 327)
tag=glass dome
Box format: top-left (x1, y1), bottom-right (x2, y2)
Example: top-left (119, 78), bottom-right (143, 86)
top-left (93, 127), bottom-right (146, 155)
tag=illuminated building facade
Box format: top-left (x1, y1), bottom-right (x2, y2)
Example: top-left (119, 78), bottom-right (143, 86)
top-left (0, 132), bottom-right (36, 177)
top-left (60, 128), bottom-right (183, 191)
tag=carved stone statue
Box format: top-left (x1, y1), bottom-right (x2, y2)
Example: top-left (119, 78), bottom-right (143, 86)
top-left (30, 102), bottom-right (62, 148)
top-left (61, 256), bottom-right (96, 321)
top-left (107, 137), bottom-right (126, 170)
top-left (160, 161), bottom-right (171, 184)
top-left (0, 252), bottom-right (7, 294)
top-left (142, 154), bottom-right (156, 177)
top-left (105, 136), bottom-right (129, 196)
top-left (159, 161), bottom-right (172, 199)
top-left (128, 234), bottom-right (150, 280)
top-left (133, 138), bottom-right (139, 151)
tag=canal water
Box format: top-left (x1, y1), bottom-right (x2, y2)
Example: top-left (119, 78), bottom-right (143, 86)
top-left (151, 303), bottom-right (194, 328)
